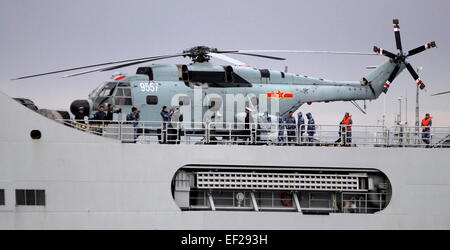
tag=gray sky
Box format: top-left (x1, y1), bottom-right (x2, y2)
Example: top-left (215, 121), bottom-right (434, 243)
top-left (1, 0), bottom-right (449, 126)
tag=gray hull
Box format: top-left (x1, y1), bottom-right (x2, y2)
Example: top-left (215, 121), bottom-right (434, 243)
top-left (1, 90), bottom-right (449, 229)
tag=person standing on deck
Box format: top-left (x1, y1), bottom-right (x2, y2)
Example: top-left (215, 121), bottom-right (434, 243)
top-left (421, 113), bottom-right (433, 145)
top-left (285, 111), bottom-right (297, 144)
top-left (277, 112), bottom-right (285, 144)
top-left (297, 112), bottom-right (305, 143)
top-left (341, 112), bottom-right (353, 146)
top-left (306, 112), bottom-right (316, 144)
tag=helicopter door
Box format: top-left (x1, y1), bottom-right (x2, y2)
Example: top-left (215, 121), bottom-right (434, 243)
top-left (130, 81), bottom-right (161, 121)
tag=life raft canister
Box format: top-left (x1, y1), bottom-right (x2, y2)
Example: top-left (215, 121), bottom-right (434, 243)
top-left (280, 192), bottom-right (293, 207)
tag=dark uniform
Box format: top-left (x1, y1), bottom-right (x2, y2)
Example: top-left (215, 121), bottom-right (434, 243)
top-left (306, 112), bottom-right (316, 143)
top-left (278, 116), bottom-right (285, 143)
top-left (285, 115), bottom-right (297, 143)
top-left (297, 112), bottom-right (305, 142)
top-left (92, 110), bottom-right (107, 121)
top-left (160, 108), bottom-right (173, 143)
top-left (126, 111), bottom-right (140, 142)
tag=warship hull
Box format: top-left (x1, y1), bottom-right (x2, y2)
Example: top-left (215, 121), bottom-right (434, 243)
top-left (1, 90), bottom-right (449, 230)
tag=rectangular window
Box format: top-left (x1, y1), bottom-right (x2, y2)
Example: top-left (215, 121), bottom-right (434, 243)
top-left (0, 189), bottom-right (4, 205)
top-left (178, 96), bottom-right (190, 106)
top-left (146, 95), bottom-right (158, 105)
top-left (16, 189), bottom-right (45, 206)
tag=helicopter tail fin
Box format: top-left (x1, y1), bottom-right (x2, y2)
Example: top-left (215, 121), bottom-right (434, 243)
top-left (364, 60), bottom-right (405, 98)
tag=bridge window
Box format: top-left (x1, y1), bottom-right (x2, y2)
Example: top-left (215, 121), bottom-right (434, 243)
top-left (0, 189), bottom-right (4, 205)
top-left (15, 189), bottom-right (46, 206)
top-left (146, 95), bottom-right (158, 105)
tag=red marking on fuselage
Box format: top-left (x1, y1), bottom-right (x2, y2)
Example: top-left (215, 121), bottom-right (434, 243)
top-left (114, 75), bottom-right (126, 81)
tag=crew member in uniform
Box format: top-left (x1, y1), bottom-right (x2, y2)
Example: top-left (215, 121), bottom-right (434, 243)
top-left (106, 103), bottom-right (122, 122)
top-left (341, 112), bottom-right (353, 146)
top-left (92, 105), bottom-right (107, 121)
top-left (160, 106), bottom-right (173, 144)
top-left (285, 111), bottom-right (297, 144)
top-left (126, 107), bottom-right (140, 142)
top-left (244, 107), bottom-right (254, 144)
top-left (421, 113), bottom-right (432, 145)
top-left (306, 112), bottom-right (316, 144)
top-left (74, 107), bottom-right (87, 122)
top-left (91, 105), bottom-right (107, 134)
top-left (297, 112), bottom-right (305, 143)
top-left (277, 112), bottom-right (285, 144)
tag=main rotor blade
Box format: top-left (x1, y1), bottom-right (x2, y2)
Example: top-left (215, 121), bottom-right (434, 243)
top-left (405, 61), bottom-right (426, 90)
top-left (12, 54), bottom-right (181, 80)
top-left (430, 90), bottom-right (450, 96)
top-left (393, 19), bottom-right (403, 53)
top-left (407, 41), bottom-right (437, 57)
top-left (63, 54), bottom-right (186, 78)
top-left (382, 64), bottom-right (400, 93)
top-left (233, 50), bottom-right (377, 56)
top-left (373, 46), bottom-right (396, 59)
top-left (222, 52), bottom-right (285, 60)
top-left (208, 53), bottom-right (248, 66)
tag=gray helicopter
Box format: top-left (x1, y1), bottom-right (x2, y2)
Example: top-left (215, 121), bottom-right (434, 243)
top-left (14, 19), bottom-right (436, 124)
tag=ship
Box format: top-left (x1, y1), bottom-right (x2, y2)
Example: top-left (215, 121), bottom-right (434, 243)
top-left (1, 88), bottom-right (450, 230)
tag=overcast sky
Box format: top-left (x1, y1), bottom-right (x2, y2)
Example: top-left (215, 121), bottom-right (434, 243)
top-left (1, 0), bottom-right (449, 126)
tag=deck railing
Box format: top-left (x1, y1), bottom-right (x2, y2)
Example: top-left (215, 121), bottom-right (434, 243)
top-left (57, 119), bottom-right (450, 148)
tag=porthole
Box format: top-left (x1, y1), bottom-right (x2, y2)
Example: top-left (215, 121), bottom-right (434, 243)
top-left (30, 130), bottom-right (41, 140)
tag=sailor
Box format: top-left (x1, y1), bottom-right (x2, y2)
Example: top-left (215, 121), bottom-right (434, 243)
top-left (277, 112), bottom-right (285, 144)
top-left (341, 112), bottom-right (353, 145)
top-left (160, 106), bottom-right (173, 126)
top-left (171, 108), bottom-right (183, 144)
top-left (266, 112), bottom-right (272, 123)
top-left (285, 111), bottom-right (297, 144)
top-left (244, 107), bottom-right (254, 143)
top-left (74, 107), bottom-right (87, 122)
top-left (306, 112), bottom-right (316, 144)
top-left (126, 107), bottom-right (140, 142)
top-left (421, 113), bottom-right (433, 145)
top-left (126, 107), bottom-right (140, 126)
top-left (106, 103), bottom-right (122, 121)
top-left (160, 106), bottom-right (173, 143)
top-left (92, 105), bottom-right (107, 121)
top-left (297, 112), bottom-right (305, 142)
top-left (90, 105), bottom-right (108, 134)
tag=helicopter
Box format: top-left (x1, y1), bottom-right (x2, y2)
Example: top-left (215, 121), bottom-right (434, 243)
top-left (13, 19), bottom-right (436, 124)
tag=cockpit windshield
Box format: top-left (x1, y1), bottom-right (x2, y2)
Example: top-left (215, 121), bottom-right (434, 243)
top-left (91, 82), bottom-right (132, 108)
top-left (98, 82), bottom-right (117, 97)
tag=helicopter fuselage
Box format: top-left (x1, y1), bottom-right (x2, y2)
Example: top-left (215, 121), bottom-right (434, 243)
top-left (85, 60), bottom-right (403, 122)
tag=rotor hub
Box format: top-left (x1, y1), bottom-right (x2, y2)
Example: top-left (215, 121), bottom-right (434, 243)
top-left (183, 46), bottom-right (218, 63)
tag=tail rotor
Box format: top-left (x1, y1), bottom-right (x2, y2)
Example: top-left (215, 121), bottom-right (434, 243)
top-left (373, 19), bottom-right (436, 93)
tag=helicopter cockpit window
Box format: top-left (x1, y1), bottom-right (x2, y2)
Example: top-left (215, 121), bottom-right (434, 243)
top-left (92, 82), bottom-right (117, 108)
top-left (114, 82), bottom-right (133, 106)
top-left (98, 82), bottom-right (117, 97)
